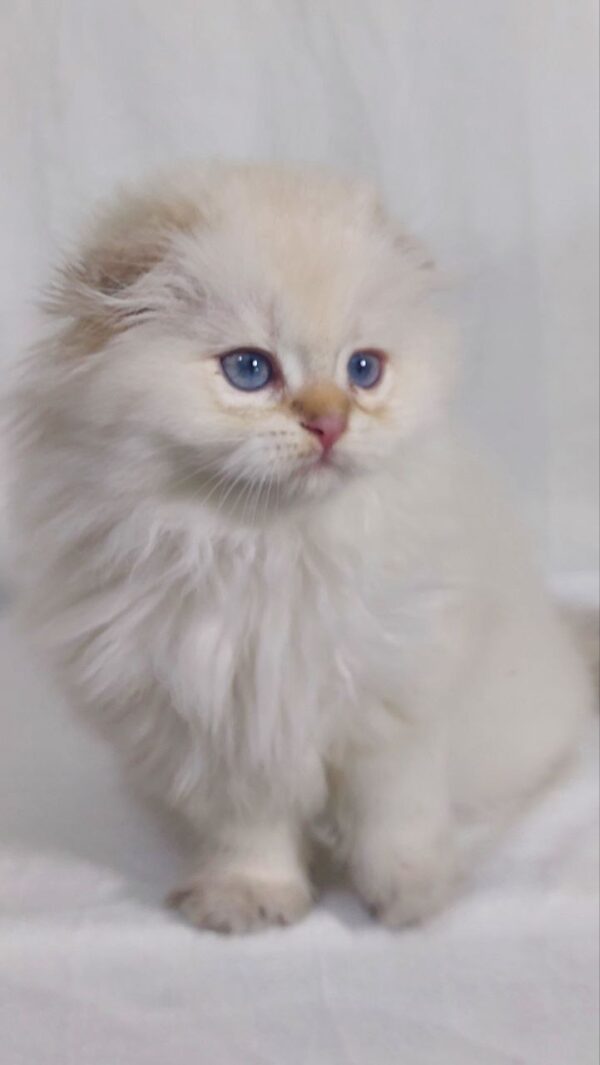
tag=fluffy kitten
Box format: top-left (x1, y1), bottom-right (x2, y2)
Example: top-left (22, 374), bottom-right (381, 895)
top-left (11, 163), bottom-right (593, 932)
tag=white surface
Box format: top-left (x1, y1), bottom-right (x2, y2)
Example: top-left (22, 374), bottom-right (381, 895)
top-left (0, 0), bottom-right (598, 575)
top-left (0, 608), bottom-right (598, 1065)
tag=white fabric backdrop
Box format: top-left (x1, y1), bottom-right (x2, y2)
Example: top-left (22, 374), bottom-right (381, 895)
top-left (0, 0), bottom-right (598, 576)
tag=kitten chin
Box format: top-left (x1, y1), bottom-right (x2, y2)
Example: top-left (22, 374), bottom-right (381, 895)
top-left (10, 162), bottom-right (595, 933)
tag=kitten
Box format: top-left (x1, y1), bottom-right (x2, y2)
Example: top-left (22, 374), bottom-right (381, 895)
top-left (10, 163), bottom-right (594, 932)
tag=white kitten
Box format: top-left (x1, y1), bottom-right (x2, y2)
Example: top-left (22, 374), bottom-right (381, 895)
top-left (10, 163), bottom-right (594, 932)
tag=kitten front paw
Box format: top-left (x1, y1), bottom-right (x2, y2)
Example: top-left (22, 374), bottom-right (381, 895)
top-left (168, 873), bottom-right (312, 934)
top-left (352, 832), bottom-right (460, 928)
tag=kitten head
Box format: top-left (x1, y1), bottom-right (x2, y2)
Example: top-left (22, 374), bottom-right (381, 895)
top-left (46, 163), bottom-right (457, 515)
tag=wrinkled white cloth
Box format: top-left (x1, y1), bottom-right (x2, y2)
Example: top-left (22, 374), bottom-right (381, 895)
top-left (0, 609), bottom-right (598, 1065)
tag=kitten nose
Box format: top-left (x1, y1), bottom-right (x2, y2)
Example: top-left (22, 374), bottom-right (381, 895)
top-left (301, 413), bottom-right (347, 453)
top-left (291, 382), bottom-right (350, 453)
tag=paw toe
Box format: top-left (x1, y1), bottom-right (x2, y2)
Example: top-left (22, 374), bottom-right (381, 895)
top-left (169, 874), bottom-right (312, 934)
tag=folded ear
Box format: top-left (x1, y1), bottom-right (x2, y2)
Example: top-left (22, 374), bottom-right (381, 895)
top-left (45, 184), bottom-right (203, 329)
top-left (392, 232), bottom-right (436, 273)
top-left (371, 199), bottom-right (435, 274)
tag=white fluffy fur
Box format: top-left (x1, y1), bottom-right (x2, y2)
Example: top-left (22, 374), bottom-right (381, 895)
top-left (10, 163), bottom-right (594, 932)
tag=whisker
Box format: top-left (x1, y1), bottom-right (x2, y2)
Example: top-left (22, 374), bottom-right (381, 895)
top-left (263, 468), bottom-right (276, 517)
top-left (251, 470), bottom-right (270, 525)
top-left (217, 468), bottom-right (250, 514)
top-left (238, 475), bottom-right (257, 527)
top-left (168, 457), bottom-right (224, 493)
top-left (194, 469), bottom-right (235, 509)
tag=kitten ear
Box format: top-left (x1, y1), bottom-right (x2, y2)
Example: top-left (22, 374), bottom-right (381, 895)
top-left (392, 232), bottom-right (436, 273)
top-left (45, 186), bottom-right (203, 329)
top-left (373, 202), bottom-right (436, 274)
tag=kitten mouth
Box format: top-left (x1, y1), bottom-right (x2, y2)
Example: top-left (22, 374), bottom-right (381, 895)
top-left (296, 450), bottom-right (347, 479)
top-left (303, 451), bottom-right (336, 471)
top-left (288, 446), bottom-right (353, 489)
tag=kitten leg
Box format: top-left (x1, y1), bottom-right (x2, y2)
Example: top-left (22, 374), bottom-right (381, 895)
top-left (338, 717), bottom-right (459, 927)
top-left (170, 816), bottom-right (312, 934)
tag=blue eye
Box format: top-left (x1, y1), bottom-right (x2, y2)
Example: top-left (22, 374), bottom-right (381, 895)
top-left (220, 349), bottom-right (275, 391)
top-left (347, 350), bottom-right (384, 389)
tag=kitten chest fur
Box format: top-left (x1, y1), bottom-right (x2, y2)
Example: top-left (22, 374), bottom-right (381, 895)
top-left (40, 490), bottom-right (417, 817)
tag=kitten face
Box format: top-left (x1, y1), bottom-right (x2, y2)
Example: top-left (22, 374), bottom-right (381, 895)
top-left (53, 165), bottom-right (456, 514)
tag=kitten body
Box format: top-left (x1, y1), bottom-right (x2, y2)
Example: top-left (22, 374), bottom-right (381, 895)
top-left (11, 164), bottom-right (593, 930)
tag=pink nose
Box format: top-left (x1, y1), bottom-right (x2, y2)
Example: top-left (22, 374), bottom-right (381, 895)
top-left (301, 413), bottom-right (347, 453)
